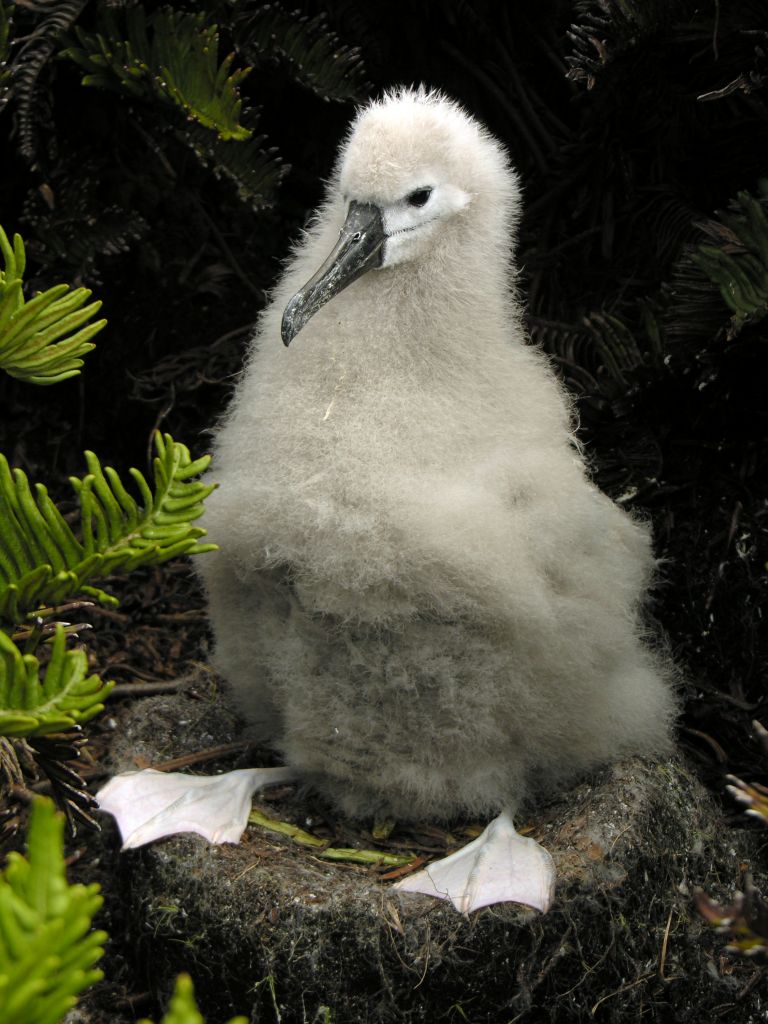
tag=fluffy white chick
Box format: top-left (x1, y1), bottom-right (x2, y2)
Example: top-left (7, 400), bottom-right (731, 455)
top-left (199, 88), bottom-right (675, 819)
top-left (98, 88), bottom-right (676, 914)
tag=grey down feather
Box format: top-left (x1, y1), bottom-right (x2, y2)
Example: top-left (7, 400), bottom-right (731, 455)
top-left (196, 87), bottom-right (677, 823)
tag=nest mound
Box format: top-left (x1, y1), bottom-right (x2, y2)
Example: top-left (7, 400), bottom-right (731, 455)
top-left (105, 680), bottom-right (766, 1023)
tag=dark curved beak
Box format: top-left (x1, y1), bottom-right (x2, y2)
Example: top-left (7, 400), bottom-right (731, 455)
top-left (281, 201), bottom-right (385, 346)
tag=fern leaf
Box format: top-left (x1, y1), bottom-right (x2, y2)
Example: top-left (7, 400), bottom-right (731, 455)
top-left (181, 117), bottom-right (285, 210)
top-left (63, 7), bottom-right (252, 141)
top-left (152, 11), bottom-right (250, 140)
top-left (0, 432), bottom-right (217, 622)
top-left (234, 2), bottom-right (370, 103)
top-left (0, 797), bottom-right (105, 1024)
top-left (690, 185), bottom-right (768, 338)
top-left (0, 223), bottom-right (105, 384)
top-left (0, 5), bottom-right (9, 68)
top-left (583, 311), bottom-right (646, 391)
top-left (3, 0), bottom-right (87, 160)
top-left (0, 626), bottom-right (112, 738)
top-left (0, 3), bottom-right (12, 112)
top-left (23, 183), bottom-right (150, 284)
top-left (566, 0), bottom-right (687, 88)
top-left (138, 973), bottom-right (248, 1024)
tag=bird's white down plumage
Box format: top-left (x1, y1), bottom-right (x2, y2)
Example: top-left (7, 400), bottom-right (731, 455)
top-left (97, 89), bottom-right (677, 912)
top-left (196, 87), bottom-right (676, 823)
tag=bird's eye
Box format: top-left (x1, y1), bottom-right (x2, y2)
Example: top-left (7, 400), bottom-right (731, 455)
top-left (406, 187), bottom-right (433, 208)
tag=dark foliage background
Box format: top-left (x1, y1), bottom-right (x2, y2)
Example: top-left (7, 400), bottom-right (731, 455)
top-left (1, 0), bottom-right (766, 806)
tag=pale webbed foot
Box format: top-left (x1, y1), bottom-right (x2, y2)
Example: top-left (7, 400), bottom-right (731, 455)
top-left (96, 766), bottom-right (297, 849)
top-left (393, 810), bottom-right (555, 914)
top-left (97, 774), bottom-right (554, 916)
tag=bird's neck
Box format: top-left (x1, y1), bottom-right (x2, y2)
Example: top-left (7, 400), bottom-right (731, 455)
top-left (322, 243), bottom-right (519, 383)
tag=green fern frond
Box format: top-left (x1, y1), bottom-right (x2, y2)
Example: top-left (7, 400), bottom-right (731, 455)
top-left (63, 7), bottom-right (252, 141)
top-left (235, 2), bottom-right (369, 103)
top-left (692, 184), bottom-right (768, 338)
top-left (0, 626), bottom-right (112, 738)
top-left (584, 311), bottom-right (645, 390)
top-left (148, 9), bottom-right (250, 140)
top-left (0, 3), bottom-right (8, 60)
top-left (181, 118), bottom-right (285, 210)
top-left (28, 199), bottom-right (149, 284)
top-left (0, 224), bottom-right (105, 385)
top-left (0, 4), bottom-right (11, 108)
top-left (0, 797), bottom-right (106, 1024)
top-left (138, 973), bottom-right (248, 1024)
top-left (566, 0), bottom-right (687, 88)
top-left (0, 432), bottom-right (217, 623)
top-left (4, 0), bottom-right (87, 159)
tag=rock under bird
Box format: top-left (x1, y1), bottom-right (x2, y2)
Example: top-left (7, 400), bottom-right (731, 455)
top-left (97, 88), bottom-right (676, 913)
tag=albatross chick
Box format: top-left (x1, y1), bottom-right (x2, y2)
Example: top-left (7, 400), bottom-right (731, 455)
top-left (97, 88), bottom-right (677, 914)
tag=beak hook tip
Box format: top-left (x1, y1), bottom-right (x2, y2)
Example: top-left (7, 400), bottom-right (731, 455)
top-left (281, 303), bottom-right (299, 346)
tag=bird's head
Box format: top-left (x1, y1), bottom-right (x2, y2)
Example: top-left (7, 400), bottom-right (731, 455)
top-left (281, 88), bottom-right (517, 346)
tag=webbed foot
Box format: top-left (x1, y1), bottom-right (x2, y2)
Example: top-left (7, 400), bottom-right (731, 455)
top-left (393, 810), bottom-right (555, 914)
top-left (96, 766), bottom-right (297, 849)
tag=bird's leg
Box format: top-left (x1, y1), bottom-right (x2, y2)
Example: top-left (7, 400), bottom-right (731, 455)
top-left (393, 809), bottom-right (555, 914)
top-left (96, 766), bottom-right (298, 849)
